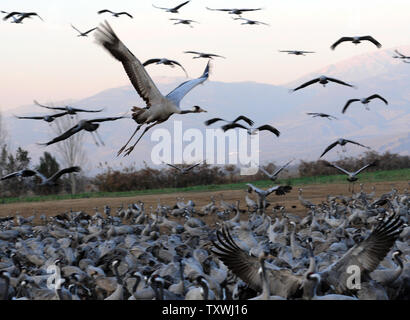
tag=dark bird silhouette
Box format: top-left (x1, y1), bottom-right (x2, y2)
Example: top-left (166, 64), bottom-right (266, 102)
top-left (233, 17), bottom-right (269, 26)
top-left (38, 117), bottom-right (126, 146)
top-left (143, 58), bottom-right (188, 77)
top-left (342, 94), bottom-right (388, 113)
top-left (169, 18), bottom-right (198, 27)
top-left (14, 112), bottom-right (69, 123)
top-left (222, 123), bottom-right (280, 137)
top-left (1, 169), bottom-right (38, 181)
top-left (3, 11), bottom-right (43, 23)
top-left (184, 51), bottom-right (225, 59)
top-left (152, 1), bottom-right (191, 13)
top-left (1, 167), bottom-right (81, 186)
top-left (330, 36), bottom-right (382, 50)
top-left (392, 49), bottom-right (410, 62)
top-left (71, 24), bottom-right (97, 37)
top-left (204, 116), bottom-right (254, 127)
top-left (320, 138), bottom-right (370, 158)
top-left (34, 100), bottom-right (104, 115)
top-left (292, 76), bottom-right (356, 92)
top-left (324, 161), bottom-right (377, 182)
top-left (97, 10), bottom-right (133, 18)
top-left (279, 50), bottom-right (315, 56)
top-left (164, 162), bottom-right (202, 174)
top-left (206, 7), bottom-right (262, 16)
top-left (306, 113), bottom-right (338, 120)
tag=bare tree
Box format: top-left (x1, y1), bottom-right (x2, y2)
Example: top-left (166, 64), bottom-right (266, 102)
top-left (51, 113), bottom-right (87, 194)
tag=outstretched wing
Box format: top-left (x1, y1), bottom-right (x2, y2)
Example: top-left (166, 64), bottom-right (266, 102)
top-left (320, 141), bottom-right (339, 158)
top-left (272, 159), bottom-right (293, 176)
top-left (34, 100), bottom-right (65, 111)
top-left (258, 166), bottom-right (272, 177)
top-left (15, 115), bottom-right (45, 120)
top-left (211, 227), bottom-right (262, 292)
top-left (117, 12), bottom-right (133, 18)
top-left (344, 139), bottom-right (370, 149)
top-left (233, 115), bottom-right (254, 126)
top-left (184, 50), bottom-right (201, 55)
top-left (321, 214), bottom-right (403, 293)
top-left (3, 12), bottom-right (21, 20)
top-left (221, 122), bottom-right (248, 132)
top-left (186, 162), bottom-right (202, 171)
top-left (327, 77), bottom-right (355, 88)
top-left (95, 21), bottom-right (165, 108)
top-left (205, 7), bottom-right (232, 12)
top-left (330, 37), bottom-right (354, 50)
top-left (353, 161), bottom-right (377, 176)
top-left (360, 36), bottom-right (382, 48)
top-left (324, 161), bottom-right (351, 176)
top-left (142, 58), bottom-right (161, 66)
top-left (366, 94), bottom-right (388, 105)
top-left (165, 60), bottom-right (210, 106)
top-left (88, 116), bottom-right (125, 123)
top-left (1, 169), bottom-right (37, 180)
top-left (173, 1), bottom-right (191, 10)
top-left (97, 9), bottom-right (113, 15)
top-left (49, 166), bottom-right (81, 183)
top-left (71, 24), bottom-right (83, 34)
top-left (342, 99), bottom-right (360, 113)
top-left (256, 125), bottom-right (280, 137)
top-left (292, 78), bottom-right (320, 92)
top-left (83, 27), bottom-right (97, 35)
top-left (168, 60), bottom-right (189, 77)
top-left (165, 163), bottom-right (180, 170)
top-left (39, 124), bottom-right (83, 146)
top-left (204, 118), bottom-right (225, 126)
top-left (70, 107), bottom-right (104, 113)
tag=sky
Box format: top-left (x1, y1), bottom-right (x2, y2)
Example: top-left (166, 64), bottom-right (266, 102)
top-left (1, 0), bottom-right (410, 111)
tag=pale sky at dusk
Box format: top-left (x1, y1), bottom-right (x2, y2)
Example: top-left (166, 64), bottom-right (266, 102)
top-left (2, 0), bottom-right (410, 111)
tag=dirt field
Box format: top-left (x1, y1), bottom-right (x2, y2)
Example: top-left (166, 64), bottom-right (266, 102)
top-left (0, 180), bottom-right (408, 223)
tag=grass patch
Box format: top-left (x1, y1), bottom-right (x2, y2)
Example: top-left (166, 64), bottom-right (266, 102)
top-left (1, 168), bottom-right (409, 205)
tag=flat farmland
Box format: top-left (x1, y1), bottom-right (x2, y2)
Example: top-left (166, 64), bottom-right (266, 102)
top-left (0, 180), bottom-right (408, 224)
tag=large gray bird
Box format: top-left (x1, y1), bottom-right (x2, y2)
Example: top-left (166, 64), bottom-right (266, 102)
top-left (330, 36), bottom-right (382, 50)
top-left (292, 76), bottom-right (356, 92)
top-left (152, 1), bottom-right (191, 13)
top-left (342, 95), bottom-right (388, 114)
top-left (320, 138), bottom-right (370, 158)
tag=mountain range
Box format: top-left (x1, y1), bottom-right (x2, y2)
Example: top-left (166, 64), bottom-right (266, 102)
top-left (3, 46), bottom-right (410, 174)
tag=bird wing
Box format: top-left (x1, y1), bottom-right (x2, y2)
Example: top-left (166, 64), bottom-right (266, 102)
top-left (97, 9), bottom-right (113, 14)
top-left (330, 37), bottom-right (354, 50)
top-left (26, 12), bottom-right (43, 21)
top-left (221, 122), bottom-right (248, 132)
top-left (359, 36), bottom-right (382, 48)
top-left (142, 58), bottom-right (161, 66)
top-left (233, 115), bottom-right (254, 126)
top-left (168, 60), bottom-right (189, 77)
top-left (70, 107), bottom-right (104, 113)
top-left (246, 183), bottom-right (259, 193)
top-left (353, 162), bottom-right (377, 176)
top-left (39, 124), bottom-right (83, 146)
top-left (34, 100), bottom-right (65, 111)
top-left (205, 7), bottom-right (232, 12)
top-left (258, 166), bottom-right (272, 177)
top-left (237, 8), bottom-right (262, 12)
top-left (152, 4), bottom-right (169, 10)
top-left (83, 27), bottom-right (97, 35)
top-left (49, 166), bottom-right (81, 183)
top-left (325, 162), bottom-right (351, 176)
top-left (366, 94), bottom-right (388, 105)
top-left (186, 162), bottom-right (202, 171)
top-left (292, 78), bottom-right (320, 92)
top-left (71, 24), bottom-right (83, 34)
top-left (15, 115), bottom-right (45, 120)
top-left (204, 118), bottom-right (225, 126)
top-left (173, 1), bottom-right (190, 10)
top-left (3, 12), bottom-right (21, 20)
top-left (344, 139), bottom-right (369, 149)
top-left (165, 60), bottom-right (210, 106)
top-left (256, 125), bottom-right (280, 137)
top-left (95, 21), bottom-right (165, 108)
top-left (321, 214), bottom-right (403, 292)
top-left (326, 77), bottom-right (355, 88)
top-left (117, 12), bottom-right (133, 18)
top-left (1, 169), bottom-right (36, 180)
top-left (272, 159), bottom-right (293, 176)
top-left (52, 112), bottom-right (70, 119)
top-left (306, 112), bottom-right (319, 116)
top-left (266, 185), bottom-right (280, 195)
top-left (394, 49), bottom-right (405, 57)
top-left (342, 99), bottom-right (360, 113)
top-left (211, 227), bottom-right (263, 292)
top-left (320, 141), bottom-right (339, 158)
top-left (165, 163), bottom-right (180, 170)
top-left (88, 116), bottom-right (125, 123)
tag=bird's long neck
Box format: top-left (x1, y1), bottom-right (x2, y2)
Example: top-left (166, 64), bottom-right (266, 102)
top-left (179, 109), bottom-right (196, 114)
top-left (388, 255), bottom-right (404, 284)
top-left (1, 275), bottom-right (10, 300)
top-left (260, 259), bottom-right (271, 299)
top-left (198, 278), bottom-right (209, 300)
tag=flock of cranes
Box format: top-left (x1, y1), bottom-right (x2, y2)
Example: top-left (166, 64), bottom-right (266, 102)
top-left (1, 3), bottom-right (409, 301)
top-left (0, 184), bottom-right (408, 300)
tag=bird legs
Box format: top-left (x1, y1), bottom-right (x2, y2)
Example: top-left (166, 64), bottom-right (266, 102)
top-left (122, 121), bottom-right (163, 157)
top-left (117, 124), bottom-right (143, 156)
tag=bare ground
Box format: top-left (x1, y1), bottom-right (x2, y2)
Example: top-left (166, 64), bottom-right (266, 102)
top-left (0, 181), bottom-right (408, 225)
